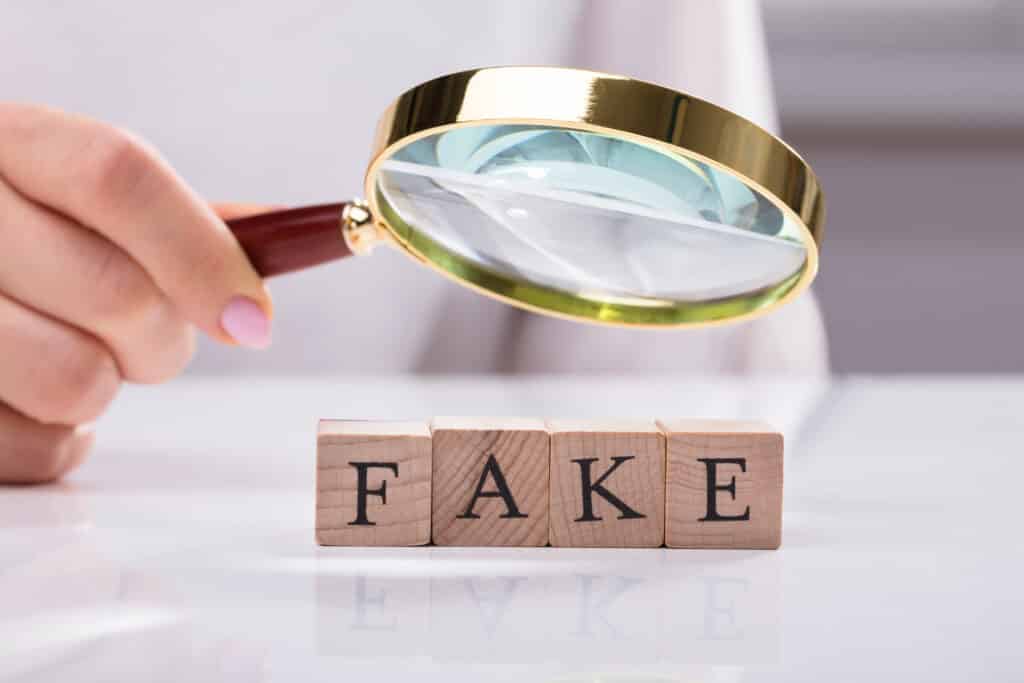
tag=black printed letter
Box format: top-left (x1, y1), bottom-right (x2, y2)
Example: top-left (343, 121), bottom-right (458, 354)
top-left (457, 454), bottom-right (527, 519)
top-left (698, 458), bottom-right (751, 522)
top-left (348, 462), bottom-right (399, 526)
top-left (572, 456), bottom-right (645, 522)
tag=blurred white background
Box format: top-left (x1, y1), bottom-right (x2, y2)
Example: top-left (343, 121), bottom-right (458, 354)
top-left (765, 0), bottom-right (1024, 372)
top-left (3, 1), bottom-right (1020, 374)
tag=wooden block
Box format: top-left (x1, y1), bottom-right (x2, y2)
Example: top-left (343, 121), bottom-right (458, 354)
top-left (547, 419), bottom-right (665, 548)
top-left (316, 420), bottom-right (432, 546)
top-left (431, 417), bottom-right (549, 546)
top-left (657, 419), bottom-right (783, 549)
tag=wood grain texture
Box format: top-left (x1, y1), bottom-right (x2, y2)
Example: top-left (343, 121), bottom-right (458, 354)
top-left (658, 419), bottom-right (783, 549)
top-left (547, 419), bottom-right (665, 548)
top-left (431, 417), bottom-right (549, 546)
top-left (316, 420), bottom-right (431, 546)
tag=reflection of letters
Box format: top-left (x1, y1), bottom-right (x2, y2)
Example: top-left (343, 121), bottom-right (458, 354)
top-left (348, 462), bottom-right (399, 526)
top-left (698, 458), bottom-right (751, 522)
top-left (574, 574), bottom-right (644, 638)
top-left (572, 457), bottom-right (646, 522)
top-left (353, 576), bottom-right (397, 631)
top-left (457, 454), bottom-right (528, 520)
top-left (463, 577), bottom-right (526, 636)
top-left (701, 577), bottom-right (747, 640)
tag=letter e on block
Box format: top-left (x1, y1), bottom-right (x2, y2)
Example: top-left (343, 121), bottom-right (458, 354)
top-left (316, 420), bottom-right (432, 546)
top-left (658, 420), bottom-right (783, 549)
top-left (548, 419), bottom-right (665, 548)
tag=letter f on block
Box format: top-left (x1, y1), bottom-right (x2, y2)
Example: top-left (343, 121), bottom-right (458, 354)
top-left (348, 462), bottom-right (399, 526)
top-left (572, 456), bottom-right (646, 522)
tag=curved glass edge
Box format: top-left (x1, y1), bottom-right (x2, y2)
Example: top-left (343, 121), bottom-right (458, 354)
top-left (374, 185), bottom-right (811, 327)
top-left (368, 66), bottom-right (826, 249)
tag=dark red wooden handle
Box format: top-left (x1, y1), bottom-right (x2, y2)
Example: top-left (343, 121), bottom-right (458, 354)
top-left (226, 203), bottom-right (352, 277)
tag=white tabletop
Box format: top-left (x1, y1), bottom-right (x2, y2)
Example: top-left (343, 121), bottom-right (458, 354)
top-left (2, 376), bottom-right (1022, 681)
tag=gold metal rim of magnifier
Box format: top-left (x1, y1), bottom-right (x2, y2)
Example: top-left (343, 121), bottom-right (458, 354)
top-left (355, 66), bottom-right (825, 329)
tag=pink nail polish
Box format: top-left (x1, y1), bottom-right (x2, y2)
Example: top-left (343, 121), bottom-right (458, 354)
top-left (220, 296), bottom-right (272, 349)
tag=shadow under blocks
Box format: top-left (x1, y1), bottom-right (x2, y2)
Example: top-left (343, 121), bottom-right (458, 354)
top-left (316, 418), bottom-right (782, 549)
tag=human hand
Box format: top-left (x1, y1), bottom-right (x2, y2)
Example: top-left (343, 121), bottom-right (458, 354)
top-left (0, 104), bottom-right (273, 483)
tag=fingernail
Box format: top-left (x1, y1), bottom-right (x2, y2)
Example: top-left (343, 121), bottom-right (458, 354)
top-left (220, 296), bottom-right (272, 349)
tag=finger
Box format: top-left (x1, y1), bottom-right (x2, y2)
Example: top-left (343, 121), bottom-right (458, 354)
top-left (0, 291), bottom-right (120, 425)
top-left (0, 402), bottom-right (93, 484)
top-left (0, 179), bottom-right (195, 383)
top-left (211, 203), bottom-right (284, 221)
top-left (0, 103), bottom-right (272, 347)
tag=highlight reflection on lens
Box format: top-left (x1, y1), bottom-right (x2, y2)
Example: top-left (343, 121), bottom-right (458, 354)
top-left (377, 125), bottom-right (807, 303)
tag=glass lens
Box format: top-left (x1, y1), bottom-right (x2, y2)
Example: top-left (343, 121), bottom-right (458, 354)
top-left (374, 124), bottom-right (807, 307)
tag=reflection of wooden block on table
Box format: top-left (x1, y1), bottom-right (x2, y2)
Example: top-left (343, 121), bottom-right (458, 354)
top-left (431, 417), bottom-right (549, 546)
top-left (547, 419), bottom-right (665, 548)
top-left (658, 420), bottom-right (783, 549)
top-left (316, 420), bottom-right (432, 546)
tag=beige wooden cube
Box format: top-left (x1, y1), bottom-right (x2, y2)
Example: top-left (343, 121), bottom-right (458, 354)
top-left (431, 417), bottom-right (549, 546)
top-left (547, 419), bottom-right (665, 548)
top-left (657, 419), bottom-right (783, 549)
top-left (316, 420), bottom-right (432, 546)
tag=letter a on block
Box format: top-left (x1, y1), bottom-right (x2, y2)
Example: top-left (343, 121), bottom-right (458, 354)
top-left (657, 419), bottom-right (783, 549)
top-left (432, 417), bottom-right (549, 546)
top-left (547, 419), bottom-right (665, 547)
top-left (316, 420), bottom-right (432, 546)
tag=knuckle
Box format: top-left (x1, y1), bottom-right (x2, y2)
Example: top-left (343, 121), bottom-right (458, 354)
top-left (181, 243), bottom-right (232, 292)
top-left (78, 126), bottom-right (157, 208)
top-left (161, 322), bottom-right (196, 379)
top-left (0, 101), bottom-right (24, 125)
top-left (87, 245), bottom-right (158, 329)
top-left (34, 338), bottom-right (120, 424)
top-left (17, 426), bottom-right (89, 484)
top-left (80, 249), bottom-right (197, 383)
top-left (127, 314), bottom-right (196, 384)
top-left (0, 101), bottom-right (46, 136)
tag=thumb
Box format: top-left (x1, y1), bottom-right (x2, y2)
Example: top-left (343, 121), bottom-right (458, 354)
top-left (0, 104), bottom-right (274, 349)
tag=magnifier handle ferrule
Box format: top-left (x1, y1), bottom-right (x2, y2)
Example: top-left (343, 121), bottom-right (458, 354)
top-left (226, 202), bottom-right (353, 277)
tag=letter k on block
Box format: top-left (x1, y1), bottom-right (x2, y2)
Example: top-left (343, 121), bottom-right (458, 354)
top-left (547, 420), bottom-right (665, 547)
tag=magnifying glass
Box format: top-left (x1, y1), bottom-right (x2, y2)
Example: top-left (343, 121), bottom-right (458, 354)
top-left (226, 66), bottom-right (824, 327)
